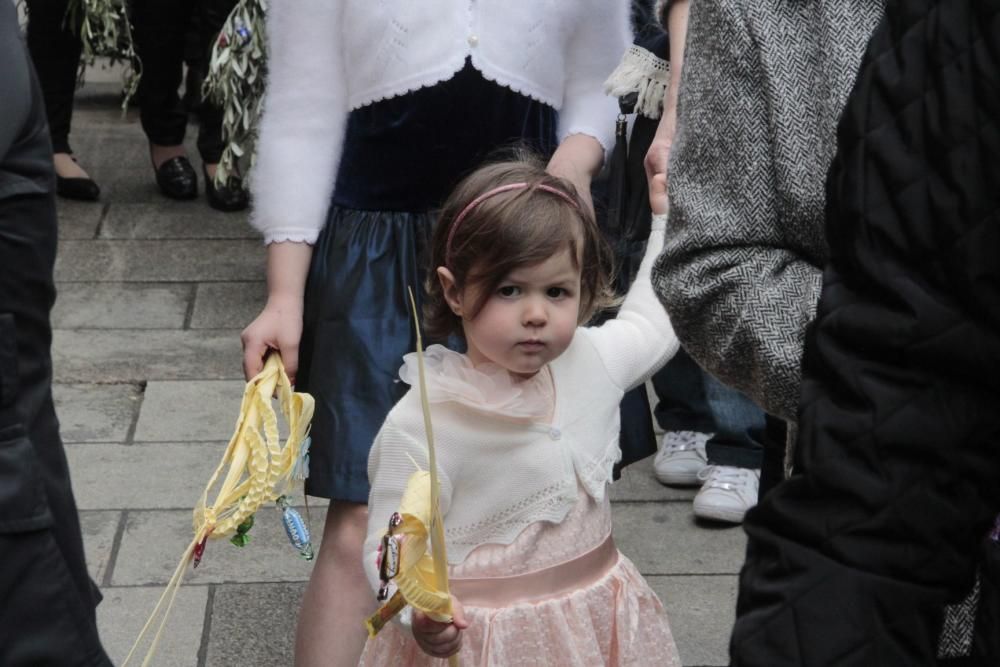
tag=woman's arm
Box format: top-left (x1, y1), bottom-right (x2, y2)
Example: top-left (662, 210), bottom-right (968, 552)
top-left (548, 0), bottom-right (631, 209)
top-left (242, 0), bottom-right (348, 380)
top-left (644, 0), bottom-right (690, 183)
top-left (240, 241), bottom-right (312, 381)
top-left (546, 133), bottom-right (603, 215)
top-left (651, 0), bottom-right (822, 420)
top-left (250, 0), bottom-right (348, 244)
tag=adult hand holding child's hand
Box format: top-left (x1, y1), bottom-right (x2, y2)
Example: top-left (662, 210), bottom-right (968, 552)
top-left (411, 596), bottom-right (469, 659)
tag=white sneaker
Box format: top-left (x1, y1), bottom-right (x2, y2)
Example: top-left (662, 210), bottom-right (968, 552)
top-left (653, 431), bottom-right (710, 486)
top-left (692, 465), bottom-right (760, 523)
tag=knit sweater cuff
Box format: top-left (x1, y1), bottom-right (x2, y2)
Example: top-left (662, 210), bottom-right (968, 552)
top-left (258, 226), bottom-right (320, 246)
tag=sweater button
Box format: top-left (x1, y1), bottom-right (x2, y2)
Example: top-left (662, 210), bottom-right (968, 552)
top-left (467, 34), bottom-right (479, 47)
top-left (549, 428), bottom-right (561, 440)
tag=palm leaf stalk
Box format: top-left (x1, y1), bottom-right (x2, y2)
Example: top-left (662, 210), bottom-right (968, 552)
top-left (203, 0), bottom-right (267, 189)
top-left (64, 0), bottom-right (141, 113)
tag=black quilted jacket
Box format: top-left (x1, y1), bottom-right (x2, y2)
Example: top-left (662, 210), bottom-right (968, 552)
top-left (731, 1), bottom-right (1000, 665)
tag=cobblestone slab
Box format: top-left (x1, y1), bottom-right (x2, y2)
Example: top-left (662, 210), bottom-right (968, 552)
top-left (97, 585), bottom-right (208, 667)
top-left (114, 508), bottom-right (322, 585)
top-left (79, 511), bottom-right (122, 584)
top-left (613, 503), bottom-right (746, 575)
top-left (57, 199), bottom-right (103, 239)
top-left (135, 380), bottom-right (247, 442)
top-left (100, 203), bottom-right (257, 240)
top-left (54, 239), bottom-right (264, 282)
top-left (52, 329), bottom-right (243, 382)
top-left (66, 443), bottom-right (228, 510)
top-left (204, 582), bottom-right (304, 667)
top-left (190, 282), bottom-right (267, 329)
top-left (54, 382), bottom-right (142, 443)
top-left (610, 455), bottom-right (699, 502)
top-left (52, 283), bottom-right (192, 329)
top-left (650, 575), bottom-right (739, 667)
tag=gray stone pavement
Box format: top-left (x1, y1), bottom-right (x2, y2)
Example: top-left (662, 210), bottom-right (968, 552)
top-left (52, 80), bottom-right (745, 667)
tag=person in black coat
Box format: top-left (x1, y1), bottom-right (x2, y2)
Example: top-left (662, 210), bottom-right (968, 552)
top-left (730, 0), bottom-right (1000, 664)
top-left (0, 4), bottom-right (112, 664)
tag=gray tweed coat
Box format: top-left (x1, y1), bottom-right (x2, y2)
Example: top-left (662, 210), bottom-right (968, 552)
top-left (652, 0), bottom-right (885, 422)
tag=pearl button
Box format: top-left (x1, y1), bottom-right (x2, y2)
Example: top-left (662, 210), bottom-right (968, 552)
top-left (467, 34), bottom-right (479, 47)
top-left (549, 428), bottom-right (561, 440)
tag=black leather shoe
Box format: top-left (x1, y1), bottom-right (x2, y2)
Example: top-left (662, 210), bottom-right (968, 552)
top-left (154, 156), bottom-right (198, 200)
top-left (204, 165), bottom-right (249, 212)
top-left (56, 174), bottom-right (101, 201)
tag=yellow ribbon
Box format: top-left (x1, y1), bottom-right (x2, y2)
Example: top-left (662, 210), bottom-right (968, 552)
top-left (125, 354), bottom-right (314, 666)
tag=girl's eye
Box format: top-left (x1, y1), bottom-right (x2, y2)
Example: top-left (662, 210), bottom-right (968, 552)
top-left (547, 287), bottom-right (568, 298)
top-left (498, 285), bottom-right (520, 297)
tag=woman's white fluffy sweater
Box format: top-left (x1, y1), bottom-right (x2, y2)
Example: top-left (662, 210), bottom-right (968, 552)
top-left (250, 0), bottom-right (631, 244)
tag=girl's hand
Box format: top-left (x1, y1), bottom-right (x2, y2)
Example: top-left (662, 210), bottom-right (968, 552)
top-left (411, 596), bottom-right (469, 659)
top-left (240, 295), bottom-right (303, 383)
top-left (650, 172), bottom-right (668, 216)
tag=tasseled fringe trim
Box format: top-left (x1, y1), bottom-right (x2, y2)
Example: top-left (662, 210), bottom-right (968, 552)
top-left (603, 45), bottom-right (670, 119)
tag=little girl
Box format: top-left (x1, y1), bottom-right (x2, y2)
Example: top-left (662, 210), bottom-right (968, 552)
top-left (361, 157), bottom-right (682, 665)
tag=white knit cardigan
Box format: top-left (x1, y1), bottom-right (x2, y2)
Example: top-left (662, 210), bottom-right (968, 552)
top-left (250, 0), bottom-right (632, 244)
top-left (363, 216), bottom-right (677, 588)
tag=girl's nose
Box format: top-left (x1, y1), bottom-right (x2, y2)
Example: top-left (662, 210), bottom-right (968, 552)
top-left (522, 298), bottom-right (548, 327)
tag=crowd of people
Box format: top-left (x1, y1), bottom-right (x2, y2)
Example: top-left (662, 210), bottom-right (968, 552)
top-left (1, 0), bottom-right (997, 665)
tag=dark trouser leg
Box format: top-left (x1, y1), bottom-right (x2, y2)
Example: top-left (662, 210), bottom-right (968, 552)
top-left (758, 415), bottom-right (787, 498)
top-left (652, 347), bottom-right (766, 468)
top-left (25, 0), bottom-right (81, 154)
top-left (651, 347), bottom-right (716, 434)
top-left (130, 0), bottom-right (194, 147)
top-left (701, 372), bottom-right (766, 468)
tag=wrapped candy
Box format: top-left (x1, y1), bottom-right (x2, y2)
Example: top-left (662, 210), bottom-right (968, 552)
top-left (278, 495), bottom-right (314, 561)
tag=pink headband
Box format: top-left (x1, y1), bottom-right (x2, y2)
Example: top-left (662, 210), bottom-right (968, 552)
top-left (445, 182), bottom-right (580, 268)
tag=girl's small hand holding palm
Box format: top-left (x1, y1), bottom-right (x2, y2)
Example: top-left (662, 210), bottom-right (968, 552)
top-left (411, 596), bottom-right (469, 659)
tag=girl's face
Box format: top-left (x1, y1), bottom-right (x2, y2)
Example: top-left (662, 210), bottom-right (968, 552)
top-left (439, 247), bottom-right (582, 379)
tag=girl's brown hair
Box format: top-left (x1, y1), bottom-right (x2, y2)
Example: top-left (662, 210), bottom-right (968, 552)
top-left (425, 155), bottom-right (615, 339)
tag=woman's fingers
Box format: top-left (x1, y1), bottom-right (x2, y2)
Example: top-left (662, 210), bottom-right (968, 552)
top-left (240, 326), bottom-right (269, 380)
top-left (240, 308), bottom-right (302, 384)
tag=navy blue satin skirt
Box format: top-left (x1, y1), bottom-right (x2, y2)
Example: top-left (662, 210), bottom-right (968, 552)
top-left (297, 208), bottom-right (435, 502)
top-left (298, 63), bottom-right (557, 502)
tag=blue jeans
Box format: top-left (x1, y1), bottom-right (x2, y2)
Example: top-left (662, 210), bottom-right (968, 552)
top-left (652, 347), bottom-right (766, 469)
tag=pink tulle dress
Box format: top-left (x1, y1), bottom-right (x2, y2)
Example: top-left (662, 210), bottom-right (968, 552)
top-left (360, 487), bottom-right (681, 665)
top-left (360, 349), bottom-right (682, 666)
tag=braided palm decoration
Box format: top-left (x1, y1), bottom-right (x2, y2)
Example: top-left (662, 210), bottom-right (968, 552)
top-left (125, 354), bottom-right (314, 666)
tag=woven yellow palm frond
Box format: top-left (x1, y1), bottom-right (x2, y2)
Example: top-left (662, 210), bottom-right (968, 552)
top-left (125, 354), bottom-right (314, 666)
top-left (365, 289), bottom-right (458, 667)
top-left (391, 470), bottom-right (452, 616)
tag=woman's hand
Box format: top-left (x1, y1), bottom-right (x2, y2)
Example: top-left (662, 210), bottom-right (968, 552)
top-left (547, 133), bottom-right (604, 218)
top-left (240, 241), bottom-right (313, 383)
top-left (241, 295), bottom-right (304, 382)
top-left (411, 596), bottom-right (469, 659)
